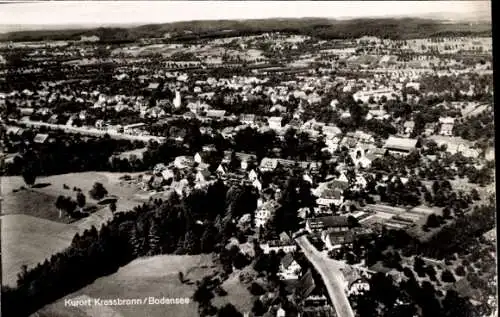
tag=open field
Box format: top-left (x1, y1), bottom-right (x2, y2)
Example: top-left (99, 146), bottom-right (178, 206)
top-left (34, 255), bottom-right (216, 317)
top-left (1, 172), bottom-right (151, 286)
top-left (1, 214), bottom-right (79, 286)
top-left (1, 188), bottom-right (74, 223)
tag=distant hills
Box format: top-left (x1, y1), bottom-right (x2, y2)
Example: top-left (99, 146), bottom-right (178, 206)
top-left (0, 17), bottom-right (492, 42)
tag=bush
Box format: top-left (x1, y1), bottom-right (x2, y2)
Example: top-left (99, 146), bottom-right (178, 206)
top-left (455, 265), bottom-right (466, 276)
top-left (248, 282), bottom-right (266, 296)
top-left (252, 299), bottom-right (267, 316)
top-left (89, 182), bottom-right (108, 200)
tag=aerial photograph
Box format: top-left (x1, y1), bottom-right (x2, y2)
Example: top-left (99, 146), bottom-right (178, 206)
top-left (0, 1), bottom-right (495, 317)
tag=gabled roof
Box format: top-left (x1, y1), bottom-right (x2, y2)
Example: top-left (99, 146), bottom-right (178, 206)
top-left (33, 133), bottom-right (49, 144)
top-left (206, 109), bottom-right (226, 118)
top-left (384, 136), bottom-right (418, 152)
top-left (307, 216), bottom-right (349, 228)
top-left (281, 254), bottom-right (296, 269)
top-left (296, 269), bottom-right (316, 299)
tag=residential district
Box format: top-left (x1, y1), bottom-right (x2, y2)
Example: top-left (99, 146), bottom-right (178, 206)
top-left (0, 24), bottom-right (496, 317)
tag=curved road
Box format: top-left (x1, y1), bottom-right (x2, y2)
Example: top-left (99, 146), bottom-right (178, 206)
top-left (296, 235), bottom-right (355, 317)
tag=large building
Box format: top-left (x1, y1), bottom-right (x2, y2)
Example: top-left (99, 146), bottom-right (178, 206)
top-left (383, 136), bottom-right (419, 155)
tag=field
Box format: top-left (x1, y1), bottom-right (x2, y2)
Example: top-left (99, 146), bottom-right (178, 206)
top-left (1, 172), bottom-right (150, 287)
top-left (34, 255), bottom-right (216, 317)
top-left (1, 214), bottom-right (79, 286)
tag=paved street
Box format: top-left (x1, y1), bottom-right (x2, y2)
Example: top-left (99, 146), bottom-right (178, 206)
top-left (296, 235), bottom-right (355, 317)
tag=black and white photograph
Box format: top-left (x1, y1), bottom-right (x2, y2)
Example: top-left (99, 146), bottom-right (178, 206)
top-left (0, 1), bottom-right (495, 317)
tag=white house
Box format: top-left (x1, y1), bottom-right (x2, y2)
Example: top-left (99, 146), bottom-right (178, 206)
top-left (194, 152), bottom-right (203, 164)
top-left (248, 169), bottom-right (258, 181)
top-left (216, 164), bottom-right (227, 176)
top-left (268, 116), bottom-right (283, 130)
top-left (260, 240), bottom-right (297, 255)
top-left (254, 200), bottom-right (281, 228)
top-left (348, 278), bottom-right (370, 296)
top-left (278, 254), bottom-right (302, 280)
top-left (252, 179), bottom-right (262, 191)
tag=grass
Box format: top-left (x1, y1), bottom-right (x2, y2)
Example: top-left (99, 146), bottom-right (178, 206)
top-left (1, 188), bottom-right (75, 224)
top-left (212, 268), bottom-right (255, 315)
top-left (1, 214), bottom-right (79, 286)
top-left (35, 254), bottom-right (216, 317)
top-left (0, 172), bottom-right (148, 287)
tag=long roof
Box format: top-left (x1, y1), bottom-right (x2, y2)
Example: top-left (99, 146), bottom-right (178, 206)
top-left (384, 136), bottom-right (418, 151)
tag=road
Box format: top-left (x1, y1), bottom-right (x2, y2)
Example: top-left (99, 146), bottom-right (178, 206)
top-left (295, 235), bottom-right (355, 317)
top-left (15, 120), bottom-right (167, 143)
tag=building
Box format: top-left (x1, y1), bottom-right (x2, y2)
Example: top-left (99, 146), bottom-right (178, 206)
top-left (278, 254), bottom-right (302, 280)
top-left (255, 200), bottom-right (281, 228)
top-left (206, 109), bottom-right (226, 119)
top-left (240, 114), bottom-right (256, 125)
top-left (268, 116), bottom-right (283, 130)
top-left (383, 136), bottom-right (419, 155)
top-left (322, 230), bottom-right (356, 251)
top-left (305, 216), bottom-right (350, 233)
top-left (260, 157), bottom-right (279, 172)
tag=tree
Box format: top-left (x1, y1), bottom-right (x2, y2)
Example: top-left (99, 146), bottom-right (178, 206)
top-left (425, 214), bottom-right (441, 228)
top-left (455, 265), bottom-right (466, 277)
top-left (252, 299), bottom-right (266, 316)
top-left (109, 201), bottom-right (117, 213)
top-left (470, 188), bottom-right (480, 201)
top-left (441, 269), bottom-right (456, 283)
top-left (55, 195), bottom-right (65, 218)
top-left (217, 304), bottom-right (243, 317)
top-left (249, 282), bottom-right (266, 296)
top-left (21, 165), bottom-right (37, 187)
top-left (89, 182), bottom-right (108, 200)
top-left (76, 192), bottom-right (86, 213)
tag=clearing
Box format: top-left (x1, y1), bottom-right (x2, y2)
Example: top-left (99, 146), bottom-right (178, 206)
top-left (1, 214), bottom-right (79, 287)
top-left (34, 254), bottom-right (216, 317)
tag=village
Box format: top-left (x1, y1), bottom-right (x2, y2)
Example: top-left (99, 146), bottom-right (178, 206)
top-left (0, 12), bottom-right (496, 317)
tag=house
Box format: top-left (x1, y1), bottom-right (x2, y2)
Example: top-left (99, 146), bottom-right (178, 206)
top-left (403, 121), bottom-right (415, 135)
top-left (161, 169), bottom-right (175, 181)
top-left (440, 123), bottom-right (454, 136)
top-left (194, 152), bottom-right (203, 164)
top-left (33, 133), bottom-right (49, 144)
top-left (278, 254), bottom-right (302, 280)
top-left (147, 82), bottom-right (160, 90)
top-left (195, 170), bottom-right (210, 183)
top-left (240, 114), bottom-right (256, 125)
top-left (216, 164), bottom-right (227, 176)
top-left (305, 216), bottom-right (350, 233)
top-left (175, 156), bottom-right (196, 169)
top-left (260, 157), bottom-right (279, 172)
top-left (322, 230), bottom-right (356, 250)
top-left (383, 136), bottom-right (418, 155)
top-left (347, 277), bottom-right (370, 296)
top-left (268, 116), bottom-right (283, 130)
top-left (315, 187), bottom-right (344, 207)
top-left (260, 239), bottom-right (297, 254)
top-left (252, 179), bottom-right (263, 191)
top-left (276, 308), bottom-right (286, 317)
top-left (206, 109), bottom-right (226, 119)
top-left (295, 269), bottom-right (316, 299)
top-left (248, 169), bottom-right (258, 181)
top-left (235, 152), bottom-right (257, 170)
top-left (255, 200), bottom-right (281, 228)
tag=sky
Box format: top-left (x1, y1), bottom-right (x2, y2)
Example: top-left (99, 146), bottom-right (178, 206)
top-left (0, 1), bottom-right (492, 33)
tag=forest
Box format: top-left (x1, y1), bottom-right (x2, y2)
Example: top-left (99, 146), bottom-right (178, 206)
top-left (0, 18), bottom-right (491, 42)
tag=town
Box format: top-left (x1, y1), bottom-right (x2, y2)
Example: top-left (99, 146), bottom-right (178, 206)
top-left (0, 11), bottom-right (496, 317)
